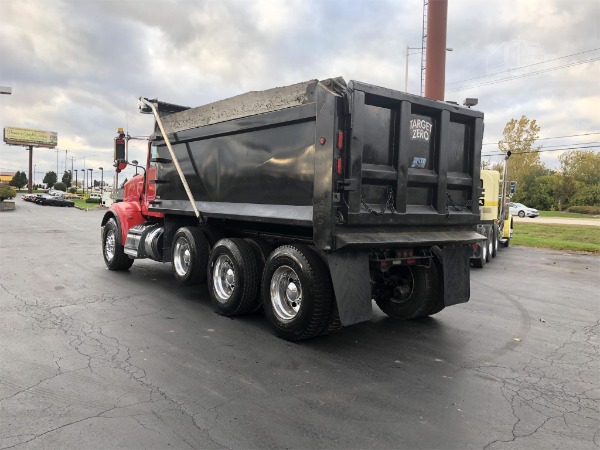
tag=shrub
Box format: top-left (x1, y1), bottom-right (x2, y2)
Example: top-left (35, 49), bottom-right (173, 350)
top-left (85, 197), bottom-right (102, 204)
top-left (69, 187), bottom-right (77, 194)
top-left (53, 182), bottom-right (67, 192)
top-left (566, 205), bottom-right (600, 215)
top-left (570, 184), bottom-right (600, 207)
top-left (0, 185), bottom-right (16, 201)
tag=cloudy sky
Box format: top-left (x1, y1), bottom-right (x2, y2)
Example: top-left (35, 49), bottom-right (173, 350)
top-left (1, 0), bottom-right (599, 185)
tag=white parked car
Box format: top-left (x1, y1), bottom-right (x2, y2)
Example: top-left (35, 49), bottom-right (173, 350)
top-left (509, 202), bottom-right (539, 218)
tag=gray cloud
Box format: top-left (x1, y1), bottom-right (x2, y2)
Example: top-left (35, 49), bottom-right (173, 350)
top-left (1, 0), bottom-right (598, 178)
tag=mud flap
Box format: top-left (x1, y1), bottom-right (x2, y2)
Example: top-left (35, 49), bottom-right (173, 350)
top-left (326, 251), bottom-right (373, 326)
top-left (442, 245), bottom-right (471, 306)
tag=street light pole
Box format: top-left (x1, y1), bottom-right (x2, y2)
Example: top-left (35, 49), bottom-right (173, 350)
top-left (80, 169), bottom-right (86, 197)
top-left (88, 168), bottom-right (93, 192)
top-left (75, 170), bottom-right (78, 194)
top-left (99, 167), bottom-right (104, 194)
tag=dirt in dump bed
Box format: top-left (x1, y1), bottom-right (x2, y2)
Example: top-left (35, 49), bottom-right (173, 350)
top-left (160, 79), bottom-right (320, 134)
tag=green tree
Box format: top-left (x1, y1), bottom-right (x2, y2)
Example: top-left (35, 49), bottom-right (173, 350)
top-left (513, 166), bottom-right (553, 208)
top-left (53, 182), bottom-right (67, 192)
top-left (61, 171), bottom-right (72, 188)
top-left (570, 184), bottom-right (600, 206)
top-left (43, 171), bottom-right (58, 188)
top-left (0, 185), bottom-right (16, 200)
top-left (559, 150), bottom-right (600, 186)
top-left (9, 171), bottom-right (28, 190)
top-left (498, 116), bottom-right (545, 194)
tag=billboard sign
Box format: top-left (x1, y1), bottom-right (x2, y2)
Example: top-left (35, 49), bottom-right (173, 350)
top-left (3, 127), bottom-right (58, 148)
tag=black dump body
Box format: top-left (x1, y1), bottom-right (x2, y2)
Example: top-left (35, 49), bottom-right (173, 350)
top-left (148, 77), bottom-right (483, 251)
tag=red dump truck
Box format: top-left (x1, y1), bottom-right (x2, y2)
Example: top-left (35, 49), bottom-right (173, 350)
top-left (101, 77), bottom-right (484, 340)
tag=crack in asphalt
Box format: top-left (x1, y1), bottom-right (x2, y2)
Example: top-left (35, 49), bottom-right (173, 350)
top-left (0, 282), bottom-right (230, 449)
top-left (481, 319), bottom-right (600, 449)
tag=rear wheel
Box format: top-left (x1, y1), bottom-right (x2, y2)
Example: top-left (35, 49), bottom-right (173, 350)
top-left (262, 245), bottom-right (333, 341)
top-left (492, 225), bottom-right (499, 257)
top-left (102, 218), bottom-right (134, 271)
top-left (244, 238), bottom-right (273, 313)
top-left (172, 227), bottom-right (209, 285)
top-left (472, 241), bottom-right (487, 268)
top-left (518, 210), bottom-right (525, 218)
top-left (486, 228), bottom-right (493, 262)
top-left (374, 264), bottom-right (440, 320)
top-left (208, 238), bottom-right (260, 316)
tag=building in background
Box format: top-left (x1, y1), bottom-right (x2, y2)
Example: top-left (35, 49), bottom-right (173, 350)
top-left (0, 171), bottom-right (16, 184)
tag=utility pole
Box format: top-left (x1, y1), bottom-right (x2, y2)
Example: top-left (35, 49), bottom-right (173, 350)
top-left (54, 149), bottom-right (60, 177)
top-left (67, 156), bottom-right (76, 186)
top-left (28, 146), bottom-right (33, 193)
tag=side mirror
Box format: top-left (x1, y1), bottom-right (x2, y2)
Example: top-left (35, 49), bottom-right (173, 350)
top-left (114, 159), bottom-right (128, 173)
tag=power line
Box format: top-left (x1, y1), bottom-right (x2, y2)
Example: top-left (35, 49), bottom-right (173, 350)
top-left (447, 57), bottom-right (600, 92)
top-left (482, 145), bottom-right (600, 156)
top-left (487, 141), bottom-right (600, 152)
top-left (446, 48), bottom-right (600, 86)
top-left (482, 132), bottom-right (600, 146)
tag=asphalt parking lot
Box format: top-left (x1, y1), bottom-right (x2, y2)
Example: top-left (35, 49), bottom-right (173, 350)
top-left (1, 197), bottom-right (599, 449)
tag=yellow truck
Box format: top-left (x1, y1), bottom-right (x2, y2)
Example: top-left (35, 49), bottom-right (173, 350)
top-left (471, 169), bottom-right (513, 268)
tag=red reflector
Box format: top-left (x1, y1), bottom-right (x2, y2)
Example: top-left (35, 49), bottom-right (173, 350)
top-left (406, 259), bottom-right (417, 265)
top-left (336, 157), bottom-right (343, 175)
top-left (380, 260), bottom-right (388, 268)
top-left (319, 137), bottom-right (326, 145)
top-left (337, 130), bottom-right (344, 149)
top-left (472, 243), bottom-right (479, 249)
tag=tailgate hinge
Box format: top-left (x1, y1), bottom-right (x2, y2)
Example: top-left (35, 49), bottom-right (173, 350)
top-left (337, 179), bottom-right (358, 192)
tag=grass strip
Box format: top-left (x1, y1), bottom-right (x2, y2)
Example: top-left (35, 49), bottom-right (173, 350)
top-left (539, 211), bottom-right (600, 219)
top-left (512, 222), bottom-right (600, 253)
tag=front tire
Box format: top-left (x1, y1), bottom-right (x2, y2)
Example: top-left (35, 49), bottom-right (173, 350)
top-left (102, 218), bottom-right (134, 271)
top-left (374, 264), bottom-right (440, 320)
top-left (518, 210), bottom-right (525, 218)
top-left (171, 227), bottom-right (209, 285)
top-left (262, 245), bottom-right (333, 341)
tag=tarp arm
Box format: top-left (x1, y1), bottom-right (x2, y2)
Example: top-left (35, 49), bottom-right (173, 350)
top-left (139, 97), bottom-right (203, 223)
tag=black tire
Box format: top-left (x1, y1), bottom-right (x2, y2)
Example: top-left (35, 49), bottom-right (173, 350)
top-left (208, 238), bottom-right (259, 316)
top-left (472, 239), bottom-right (487, 268)
top-left (485, 227), bottom-right (493, 263)
top-left (374, 264), bottom-right (440, 320)
top-left (171, 227), bottom-right (209, 285)
top-left (201, 226), bottom-right (224, 249)
top-left (492, 224), bottom-right (499, 258)
top-left (518, 210), bottom-right (525, 218)
top-left (320, 300), bottom-right (343, 336)
top-left (262, 245), bottom-right (333, 341)
top-left (102, 218), bottom-right (134, 271)
top-left (244, 238), bottom-right (274, 313)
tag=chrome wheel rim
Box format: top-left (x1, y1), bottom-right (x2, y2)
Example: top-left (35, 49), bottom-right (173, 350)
top-left (270, 266), bottom-right (302, 322)
top-left (173, 237), bottom-right (192, 277)
top-left (488, 237), bottom-right (493, 255)
top-left (105, 229), bottom-right (116, 262)
top-left (213, 255), bottom-right (235, 303)
top-left (482, 241), bottom-right (487, 260)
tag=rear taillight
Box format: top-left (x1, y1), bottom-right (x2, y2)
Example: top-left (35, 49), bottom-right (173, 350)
top-left (336, 157), bottom-right (343, 175)
top-left (337, 130), bottom-right (344, 150)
